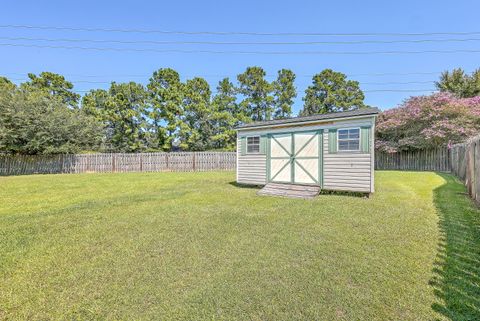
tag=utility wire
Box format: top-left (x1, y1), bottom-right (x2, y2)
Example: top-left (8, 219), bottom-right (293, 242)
top-left (1, 24), bottom-right (479, 37)
top-left (3, 71), bottom-right (445, 78)
top-left (363, 89), bottom-right (435, 92)
top-left (3, 36), bottom-right (480, 45)
top-left (70, 89), bottom-right (435, 93)
top-left (7, 77), bottom-right (435, 86)
top-left (2, 43), bottom-right (480, 55)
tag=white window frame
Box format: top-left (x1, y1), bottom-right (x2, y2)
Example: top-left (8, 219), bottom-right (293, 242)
top-left (337, 127), bottom-right (361, 152)
top-left (246, 135), bottom-right (261, 154)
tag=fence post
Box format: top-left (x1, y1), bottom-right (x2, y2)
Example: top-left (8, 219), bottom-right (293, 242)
top-left (6, 156), bottom-right (11, 175)
top-left (112, 154), bottom-right (116, 173)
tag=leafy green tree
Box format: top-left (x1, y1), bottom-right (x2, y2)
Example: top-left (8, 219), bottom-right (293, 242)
top-left (210, 78), bottom-right (243, 150)
top-left (178, 77), bottom-right (212, 150)
top-left (147, 68), bottom-right (184, 151)
top-left (300, 69), bottom-right (366, 116)
top-left (237, 66), bottom-right (274, 121)
top-left (435, 68), bottom-right (480, 98)
top-left (0, 86), bottom-right (102, 154)
top-left (0, 77), bottom-right (16, 90)
top-left (81, 88), bottom-right (110, 119)
top-left (273, 69), bottom-right (296, 119)
top-left (21, 72), bottom-right (80, 108)
top-left (82, 82), bottom-right (148, 152)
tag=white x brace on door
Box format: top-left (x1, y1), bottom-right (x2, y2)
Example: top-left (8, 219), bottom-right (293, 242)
top-left (268, 131), bottom-right (321, 185)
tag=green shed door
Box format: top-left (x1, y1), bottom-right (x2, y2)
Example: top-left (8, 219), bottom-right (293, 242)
top-left (268, 131), bottom-right (322, 185)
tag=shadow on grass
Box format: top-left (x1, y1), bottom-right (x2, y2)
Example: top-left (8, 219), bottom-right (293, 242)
top-left (319, 189), bottom-right (369, 198)
top-left (431, 172), bottom-right (480, 320)
top-left (228, 181), bottom-right (262, 189)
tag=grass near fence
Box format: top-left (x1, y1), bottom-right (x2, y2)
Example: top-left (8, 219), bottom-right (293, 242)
top-left (0, 171), bottom-right (479, 320)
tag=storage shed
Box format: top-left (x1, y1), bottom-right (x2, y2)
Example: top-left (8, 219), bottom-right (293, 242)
top-left (236, 107), bottom-right (379, 195)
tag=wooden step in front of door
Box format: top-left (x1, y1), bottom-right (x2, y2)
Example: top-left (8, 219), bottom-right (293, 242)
top-left (257, 183), bottom-right (320, 199)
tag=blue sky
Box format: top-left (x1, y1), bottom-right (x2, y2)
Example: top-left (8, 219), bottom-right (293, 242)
top-left (0, 0), bottom-right (479, 114)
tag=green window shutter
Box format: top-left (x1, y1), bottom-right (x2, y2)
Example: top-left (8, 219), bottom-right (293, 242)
top-left (259, 135), bottom-right (267, 154)
top-left (328, 129), bottom-right (337, 153)
top-left (240, 136), bottom-right (246, 155)
top-left (360, 126), bottom-right (371, 153)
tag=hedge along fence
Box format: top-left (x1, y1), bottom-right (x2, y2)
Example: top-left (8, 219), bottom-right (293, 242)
top-left (450, 135), bottom-right (480, 204)
top-left (0, 152), bottom-right (237, 176)
top-left (375, 147), bottom-right (451, 172)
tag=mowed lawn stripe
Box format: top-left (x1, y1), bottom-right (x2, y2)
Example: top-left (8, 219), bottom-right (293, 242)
top-left (0, 171), bottom-right (478, 320)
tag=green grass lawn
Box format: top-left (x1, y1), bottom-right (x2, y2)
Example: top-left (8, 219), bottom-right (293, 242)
top-left (0, 171), bottom-right (479, 320)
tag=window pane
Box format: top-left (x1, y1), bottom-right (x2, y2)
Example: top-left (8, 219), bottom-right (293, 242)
top-left (338, 128), bottom-right (360, 151)
top-left (349, 129), bottom-right (359, 139)
top-left (338, 130), bottom-right (348, 139)
top-left (338, 141), bottom-right (349, 150)
top-left (247, 136), bottom-right (260, 153)
top-left (248, 145), bottom-right (260, 153)
top-left (348, 141), bottom-right (359, 150)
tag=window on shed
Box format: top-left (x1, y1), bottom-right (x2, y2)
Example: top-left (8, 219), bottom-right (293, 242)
top-left (247, 136), bottom-right (260, 153)
top-left (338, 128), bottom-right (360, 151)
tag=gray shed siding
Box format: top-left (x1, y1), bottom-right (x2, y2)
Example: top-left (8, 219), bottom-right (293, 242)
top-left (236, 137), bottom-right (267, 185)
top-left (322, 131), bottom-right (372, 192)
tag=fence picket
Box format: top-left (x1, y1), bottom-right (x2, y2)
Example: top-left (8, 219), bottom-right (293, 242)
top-left (375, 148), bottom-right (451, 172)
top-left (450, 135), bottom-right (480, 205)
top-left (0, 152), bottom-right (237, 176)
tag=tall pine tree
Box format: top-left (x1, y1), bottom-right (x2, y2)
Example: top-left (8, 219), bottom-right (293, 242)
top-left (273, 69), bottom-right (296, 119)
top-left (147, 68), bottom-right (184, 150)
top-left (179, 77), bottom-right (212, 150)
top-left (237, 67), bottom-right (274, 121)
top-left (210, 78), bottom-right (243, 150)
top-left (300, 69), bottom-right (366, 116)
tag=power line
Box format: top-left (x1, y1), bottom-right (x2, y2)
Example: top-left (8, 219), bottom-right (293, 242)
top-left (71, 89), bottom-right (434, 94)
top-left (1, 24), bottom-right (480, 37)
top-left (363, 89), bottom-right (435, 93)
top-left (347, 71), bottom-right (442, 77)
top-left (2, 42), bottom-right (480, 55)
top-left (361, 80), bottom-right (434, 85)
top-left (3, 36), bottom-right (480, 45)
top-left (7, 77), bottom-right (436, 94)
top-left (8, 77), bottom-right (112, 84)
top-left (8, 77), bottom-right (435, 86)
top-left (3, 71), bottom-right (445, 79)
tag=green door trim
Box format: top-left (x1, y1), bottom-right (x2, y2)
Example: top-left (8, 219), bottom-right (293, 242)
top-left (319, 129), bottom-right (324, 188)
top-left (267, 131), bottom-right (323, 186)
top-left (266, 134), bottom-right (271, 184)
top-left (268, 133), bottom-right (293, 183)
top-left (291, 133), bottom-right (295, 183)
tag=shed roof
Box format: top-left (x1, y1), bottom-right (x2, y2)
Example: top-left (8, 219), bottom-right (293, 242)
top-left (236, 107), bottom-right (380, 130)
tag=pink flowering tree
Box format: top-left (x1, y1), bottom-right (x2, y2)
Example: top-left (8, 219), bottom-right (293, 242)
top-left (376, 93), bottom-right (480, 152)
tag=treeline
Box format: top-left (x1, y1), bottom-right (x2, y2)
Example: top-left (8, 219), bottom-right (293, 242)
top-left (0, 67), bottom-right (367, 155)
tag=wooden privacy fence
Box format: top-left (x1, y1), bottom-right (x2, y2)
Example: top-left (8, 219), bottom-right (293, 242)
top-left (450, 135), bottom-right (480, 204)
top-left (0, 152), bottom-right (236, 176)
top-left (375, 141), bottom-right (479, 204)
top-left (375, 147), bottom-right (451, 172)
